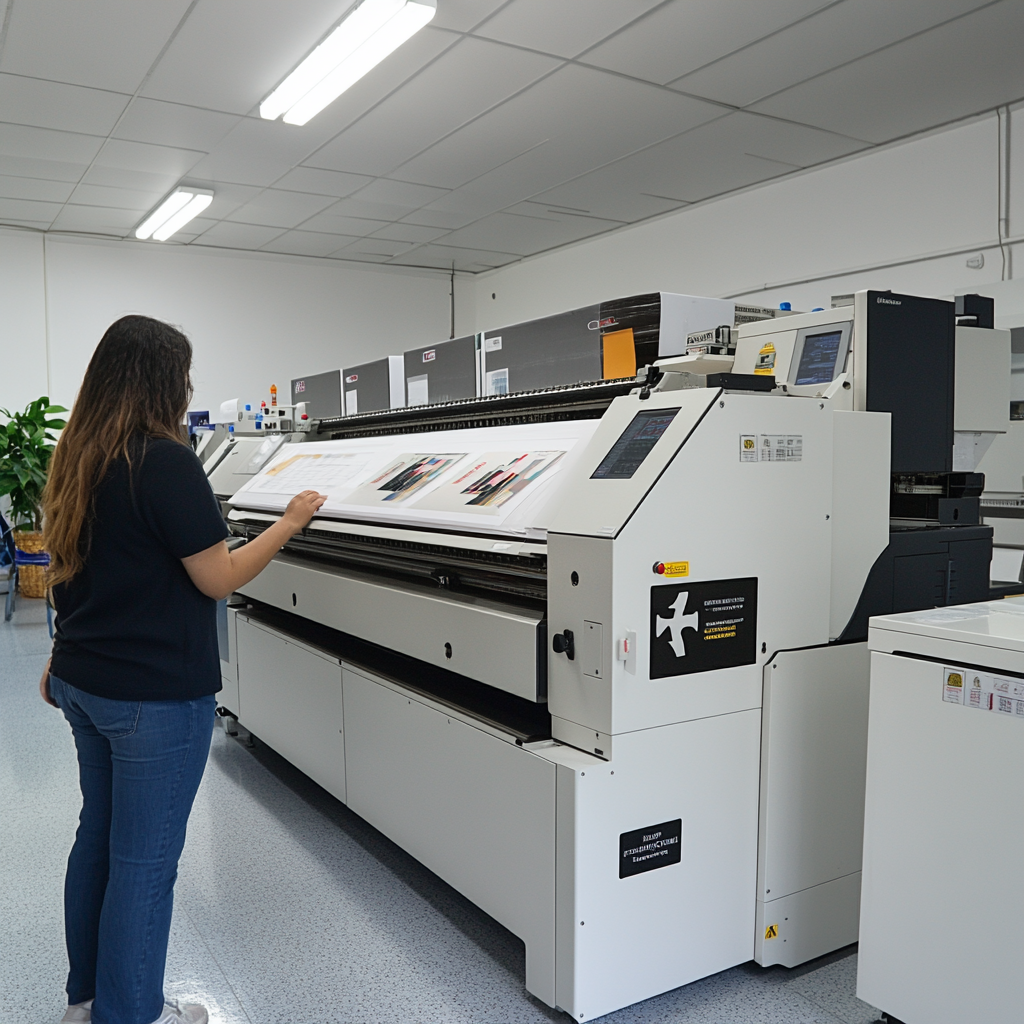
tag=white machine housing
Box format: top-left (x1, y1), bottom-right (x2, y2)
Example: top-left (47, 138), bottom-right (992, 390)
top-left (220, 381), bottom-right (891, 1019)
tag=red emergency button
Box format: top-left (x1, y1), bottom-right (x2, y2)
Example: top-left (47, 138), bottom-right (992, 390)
top-left (653, 562), bottom-right (666, 575)
top-left (301, 414), bottom-right (308, 420)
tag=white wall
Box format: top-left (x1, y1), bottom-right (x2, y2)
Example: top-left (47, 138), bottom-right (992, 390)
top-left (0, 231), bottom-right (456, 415)
top-left (467, 106), bottom-right (1024, 333)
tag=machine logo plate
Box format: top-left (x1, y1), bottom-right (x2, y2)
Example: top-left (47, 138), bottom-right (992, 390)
top-left (619, 819), bottom-right (682, 878)
top-left (649, 578), bottom-right (758, 679)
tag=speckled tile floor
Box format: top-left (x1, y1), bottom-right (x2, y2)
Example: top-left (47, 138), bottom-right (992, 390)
top-left (2, 601), bottom-right (882, 1024)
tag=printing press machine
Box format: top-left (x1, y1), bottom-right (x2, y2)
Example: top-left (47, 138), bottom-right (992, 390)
top-left (214, 290), bottom-right (996, 1020)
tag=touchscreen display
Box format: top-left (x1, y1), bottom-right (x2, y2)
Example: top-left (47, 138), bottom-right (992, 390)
top-left (591, 408), bottom-right (679, 480)
top-left (795, 330), bottom-right (844, 385)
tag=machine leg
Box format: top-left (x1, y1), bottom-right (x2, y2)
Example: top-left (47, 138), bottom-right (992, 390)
top-left (216, 706), bottom-right (239, 736)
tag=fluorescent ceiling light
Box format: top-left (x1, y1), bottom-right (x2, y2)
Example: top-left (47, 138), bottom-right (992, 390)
top-left (135, 188), bottom-right (214, 241)
top-left (261, 0), bottom-right (436, 126)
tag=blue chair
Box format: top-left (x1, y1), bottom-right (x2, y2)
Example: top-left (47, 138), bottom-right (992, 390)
top-left (2, 512), bottom-right (54, 638)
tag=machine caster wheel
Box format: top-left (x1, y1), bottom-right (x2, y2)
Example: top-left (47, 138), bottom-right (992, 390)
top-left (215, 707), bottom-right (239, 736)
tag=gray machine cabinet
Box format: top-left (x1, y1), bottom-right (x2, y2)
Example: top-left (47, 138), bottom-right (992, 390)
top-left (235, 614), bottom-right (346, 804)
top-left (403, 335), bottom-right (478, 405)
top-left (481, 304), bottom-right (601, 395)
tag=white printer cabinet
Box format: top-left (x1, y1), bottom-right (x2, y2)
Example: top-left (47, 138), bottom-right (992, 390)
top-left (859, 601), bottom-right (1024, 1024)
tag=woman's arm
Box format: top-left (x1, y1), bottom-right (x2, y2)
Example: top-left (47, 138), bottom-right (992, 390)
top-left (39, 656), bottom-right (56, 707)
top-left (182, 490), bottom-right (326, 601)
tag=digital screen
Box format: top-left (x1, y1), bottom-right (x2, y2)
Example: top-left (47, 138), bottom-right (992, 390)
top-left (795, 330), bottom-right (843, 385)
top-left (591, 408), bottom-right (679, 480)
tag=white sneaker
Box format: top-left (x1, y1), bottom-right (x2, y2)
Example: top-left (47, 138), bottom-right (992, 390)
top-left (60, 1001), bottom-right (92, 1023)
top-left (149, 1004), bottom-right (209, 1024)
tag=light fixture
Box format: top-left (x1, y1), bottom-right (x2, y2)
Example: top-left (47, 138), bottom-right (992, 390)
top-left (261, 0), bottom-right (436, 126)
top-left (136, 188), bottom-right (214, 241)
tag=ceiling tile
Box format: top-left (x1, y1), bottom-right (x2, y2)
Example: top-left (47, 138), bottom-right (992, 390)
top-left (167, 217), bottom-right (219, 243)
top-left (190, 222), bottom-right (286, 249)
top-left (416, 65), bottom-right (725, 218)
top-left (186, 118), bottom-right (323, 188)
top-left (67, 181), bottom-right (165, 211)
top-left (370, 222), bottom-right (450, 243)
top-left (113, 99), bottom-right (241, 152)
top-left (0, 197), bottom-right (63, 224)
top-left (322, 195), bottom-right (436, 222)
top-left (306, 37), bottom-right (560, 177)
top-left (225, 189), bottom-right (338, 229)
top-left (387, 242), bottom-right (520, 271)
top-left (354, 178), bottom-right (450, 207)
top-left (330, 251), bottom-right (393, 264)
top-left (0, 154), bottom-right (86, 183)
top-left (475, 0), bottom-right (663, 58)
top-left (533, 111), bottom-right (868, 219)
top-left (0, 174), bottom-right (75, 203)
top-left (275, 167), bottom-right (373, 197)
top-left (260, 230), bottom-right (361, 257)
top-left (92, 138), bottom-right (206, 177)
top-left (0, 74), bottom-right (129, 136)
top-left (50, 205), bottom-right (144, 233)
top-left (431, 0), bottom-right (507, 32)
top-left (337, 237), bottom-right (417, 258)
top-left (299, 209), bottom-right (391, 235)
top-left (673, 0), bottom-right (993, 108)
top-left (438, 208), bottom-right (622, 255)
top-left (399, 208), bottom-right (480, 229)
top-left (0, 123), bottom-right (104, 165)
top-left (582, 0), bottom-right (832, 86)
top-left (0, 0), bottom-right (193, 93)
top-left (142, 0), bottom-right (348, 114)
top-left (397, 63), bottom-right (723, 195)
top-left (751, 2), bottom-right (1024, 143)
top-left (80, 166), bottom-right (181, 194)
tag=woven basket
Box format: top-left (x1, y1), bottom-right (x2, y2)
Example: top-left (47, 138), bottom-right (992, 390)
top-left (13, 530), bottom-right (47, 599)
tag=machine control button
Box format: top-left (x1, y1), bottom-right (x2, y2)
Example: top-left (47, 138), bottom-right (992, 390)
top-left (552, 629), bottom-right (575, 660)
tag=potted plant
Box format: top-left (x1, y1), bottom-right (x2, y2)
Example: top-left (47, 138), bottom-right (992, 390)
top-left (0, 397), bottom-right (67, 598)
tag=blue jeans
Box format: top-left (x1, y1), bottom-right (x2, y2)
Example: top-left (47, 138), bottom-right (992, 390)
top-left (51, 675), bottom-right (216, 1024)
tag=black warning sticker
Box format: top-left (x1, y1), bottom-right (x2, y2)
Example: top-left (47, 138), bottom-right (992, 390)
top-left (649, 577), bottom-right (758, 679)
top-left (619, 819), bottom-right (682, 878)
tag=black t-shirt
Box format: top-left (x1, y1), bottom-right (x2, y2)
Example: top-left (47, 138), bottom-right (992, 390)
top-left (51, 436), bottom-right (230, 701)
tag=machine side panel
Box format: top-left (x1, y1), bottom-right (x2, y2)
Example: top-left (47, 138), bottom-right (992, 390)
top-left (235, 615), bottom-right (346, 804)
top-left (830, 410), bottom-right (890, 639)
top-left (557, 710), bottom-right (760, 1021)
top-left (756, 643), bottom-right (869, 964)
top-left (954, 326), bottom-right (1010, 432)
top-left (218, 603), bottom-right (240, 716)
top-left (551, 393), bottom-right (832, 739)
top-left (548, 536), bottom-right (614, 741)
top-left (342, 666), bottom-right (557, 1005)
top-left (237, 556), bottom-right (544, 701)
top-left (858, 651), bottom-right (1024, 1024)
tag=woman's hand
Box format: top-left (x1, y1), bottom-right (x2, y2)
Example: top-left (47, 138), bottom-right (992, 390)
top-left (39, 657), bottom-right (57, 707)
top-left (182, 490), bottom-right (327, 601)
top-left (282, 490), bottom-right (328, 535)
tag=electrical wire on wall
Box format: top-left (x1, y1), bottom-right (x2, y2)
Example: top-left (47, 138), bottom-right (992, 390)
top-left (449, 261), bottom-right (455, 339)
top-left (998, 104), bottom-right (1012, 281)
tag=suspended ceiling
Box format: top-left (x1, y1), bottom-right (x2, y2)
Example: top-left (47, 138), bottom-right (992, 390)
top-left (0, 0), bottom-right (1022, 272)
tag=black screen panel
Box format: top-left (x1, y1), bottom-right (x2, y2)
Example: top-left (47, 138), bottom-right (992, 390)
top-left (865, 291), bottom-right (954, 474)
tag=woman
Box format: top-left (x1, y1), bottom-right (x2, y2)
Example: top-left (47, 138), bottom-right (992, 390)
top-left (40, 315), bottom-right (325, 1024)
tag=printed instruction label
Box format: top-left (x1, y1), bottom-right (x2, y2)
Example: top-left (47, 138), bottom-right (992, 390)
top-left (619, 818), bottom-right (682, 878)
top-left (943, 666), bottom-right (1024, 718)
top-left (484, 335), bottom-right (502, 352)
top-left (740, 434), bottom-right (803, 462)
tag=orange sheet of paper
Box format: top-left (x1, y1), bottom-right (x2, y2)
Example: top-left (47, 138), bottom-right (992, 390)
top-left (602, 327), bottom-right (636, 379)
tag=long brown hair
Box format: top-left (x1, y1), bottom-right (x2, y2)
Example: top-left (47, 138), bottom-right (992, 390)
top-left (44, 315), bottom-right (194, 586)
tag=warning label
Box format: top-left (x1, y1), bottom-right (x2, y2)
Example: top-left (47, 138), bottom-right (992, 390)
top-left (740, 434), bottom-right (803, 462)
top-left (764, 924), bottom-right (778, 940)
top-left (754, 341), bottom-right (776, 375)
top-left (943, 666), bottom-right (1024, 718)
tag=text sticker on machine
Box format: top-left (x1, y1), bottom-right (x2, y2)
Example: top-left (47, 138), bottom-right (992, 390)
top-left (740, 434), bottom-right (802, 463)
top-left (943, 666), bottom-right (1024, 718)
